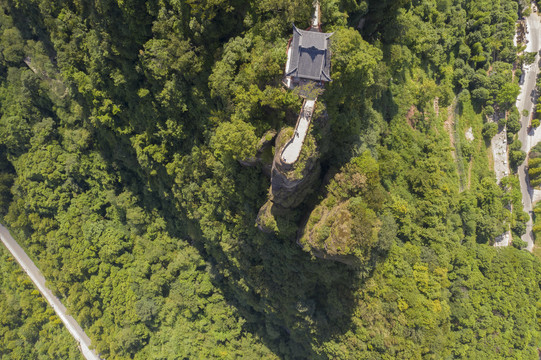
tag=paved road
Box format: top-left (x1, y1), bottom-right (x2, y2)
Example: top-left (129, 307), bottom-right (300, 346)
top-left (0, 224), bottom-right (101, 360)
top-left (518, 11), bottom-right (541, 252)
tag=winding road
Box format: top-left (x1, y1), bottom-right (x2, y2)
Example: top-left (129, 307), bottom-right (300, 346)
top-left (517, 9), bottom-right (541, 252)
top-left (0, 223), bottom-right (101, 360)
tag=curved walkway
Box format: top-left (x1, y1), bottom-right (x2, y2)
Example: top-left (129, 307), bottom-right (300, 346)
top-left (0, 224), bottom-right (102, 360)
top-left (281, 99), bottom-right (316, 164)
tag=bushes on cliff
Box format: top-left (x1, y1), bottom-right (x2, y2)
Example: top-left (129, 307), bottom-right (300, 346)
top-left (299, 152), bottom-right (386, 261)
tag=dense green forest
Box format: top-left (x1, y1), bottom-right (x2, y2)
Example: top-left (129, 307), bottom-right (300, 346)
top-left (2, 0), bottom-right (541, 358)
top-left (0, 246), bottom-right (84, 359)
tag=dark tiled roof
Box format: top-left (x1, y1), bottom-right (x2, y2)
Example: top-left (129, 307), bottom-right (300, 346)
top-left (286, 25), bottom-right (332, 82)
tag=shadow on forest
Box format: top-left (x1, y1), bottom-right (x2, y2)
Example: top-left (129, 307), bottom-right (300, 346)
top-left (86, 81), bottom-right (395, 358)
top-left (83, 39), bottom-right (399, 360)
top-left (92, 119), bottom-right (382, 358)
top-left (7, 2), bottom-right (398, 358)
top-left (7, 2), bottom-right (57, 62)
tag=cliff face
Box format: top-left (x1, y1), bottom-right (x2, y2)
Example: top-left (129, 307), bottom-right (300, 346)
top-left (270, 128), bottom-right (321, 209)
top-left (238, 130), bottom-right (277, 177)
top-left (298, 197), bottom-right (380, 266)
top-left (256, 126), bottom-right (321, 234)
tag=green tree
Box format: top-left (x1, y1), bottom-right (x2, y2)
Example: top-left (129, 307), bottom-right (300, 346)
top-left (482, 122), bottom-right (498, 139)
top-left (496, 82), bottom-right (520, 110)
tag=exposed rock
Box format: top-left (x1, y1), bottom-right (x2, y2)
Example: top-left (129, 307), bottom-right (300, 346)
top-left (296, 152), bottom-right (388, 266)
top-left (494, 230), bottom-right (511, 247)
top-left (256, 200), bottom-right (277, 234)
top-left (238, 158), bottom-right (258, 167)
top-left (465, 127), bottom-right (474, 141)
top-left (270, 127), bottom-right (320, 209)
top-left (256, 199), bottom-right (297, 236)
top-left (256, 130), bottom-right (277, 156)
top-left (256, 110), bottom-right (328, 232)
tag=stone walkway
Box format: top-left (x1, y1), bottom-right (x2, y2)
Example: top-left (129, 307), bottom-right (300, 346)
top-left (281, 99), bottom-right (315, 164)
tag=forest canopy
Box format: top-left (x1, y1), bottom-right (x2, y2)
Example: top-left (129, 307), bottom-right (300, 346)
top-left (1, 0), bottom-right (541, 359)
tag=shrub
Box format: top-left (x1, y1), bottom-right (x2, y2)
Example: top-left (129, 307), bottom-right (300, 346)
top-left (482, 122), bottom-right (498, 139)
top-left (507, 111), bottom-right (521, 134)
top-left (510, 150), bottom-right (527, 169)
top-left (512, 238), bottom-right (528, 249)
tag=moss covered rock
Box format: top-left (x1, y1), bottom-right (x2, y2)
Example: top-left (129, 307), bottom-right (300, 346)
top-left (298, 152), bottom-right (388, 265)
top-left (299, 197), bottom-right (380, 264)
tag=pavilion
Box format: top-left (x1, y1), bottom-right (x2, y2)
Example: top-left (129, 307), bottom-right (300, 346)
top-left (284, 25), bottom-right (332, 89)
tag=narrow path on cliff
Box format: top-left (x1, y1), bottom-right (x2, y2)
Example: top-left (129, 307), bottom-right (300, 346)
top-left (281, 99), bottom-right (315, 164)
top-left (0, 223), bottom-right (102, 360)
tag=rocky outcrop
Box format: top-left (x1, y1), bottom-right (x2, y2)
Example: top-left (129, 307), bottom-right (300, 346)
top-left (296, 152), bottom-right (389, 266)
top-left (257, 129), bottom-right (278, 153)
top-left (256, 121), bottom-right (323, 233)
top-left (270, 128), bottom-right (320, 209)
top-left (297, 197), bottom-right (380, 266)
